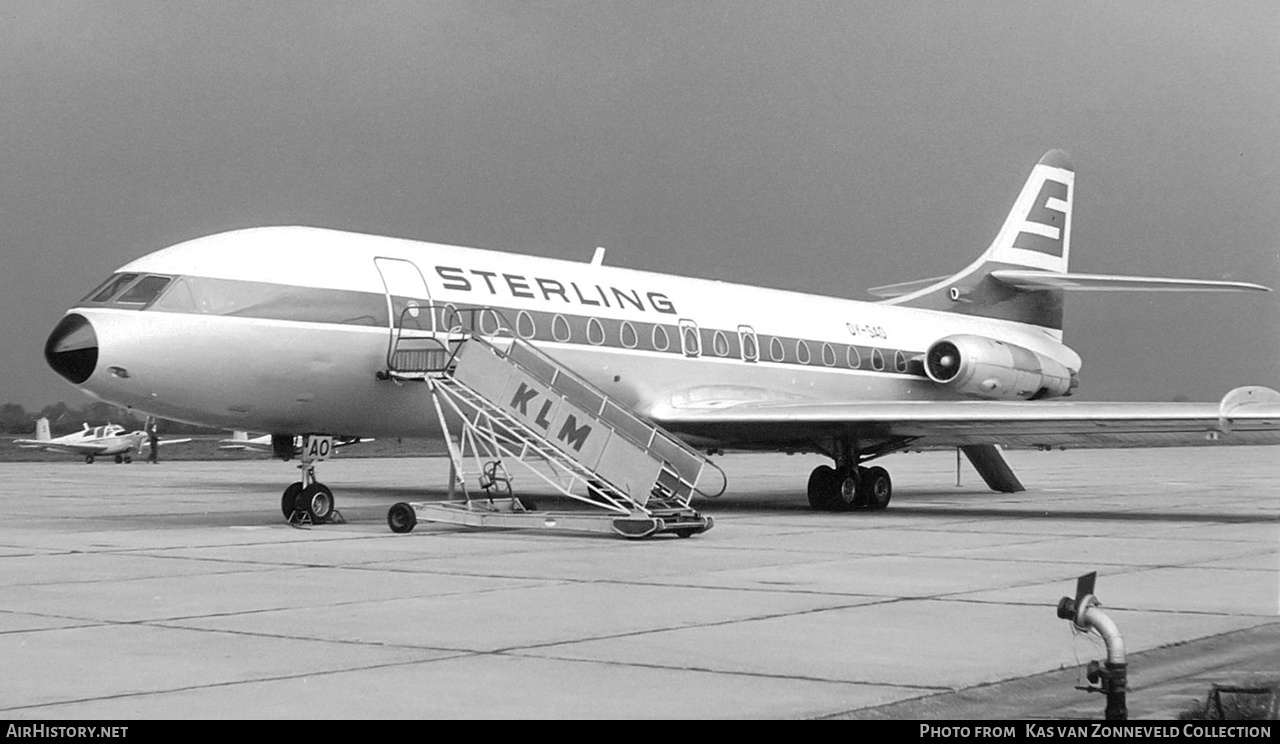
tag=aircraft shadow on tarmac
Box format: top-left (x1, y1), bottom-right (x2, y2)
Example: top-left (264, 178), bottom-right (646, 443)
top-left (688, 489), bottom-right (1276, 525)
top-left (206, 480), bottom-right (1272, 526)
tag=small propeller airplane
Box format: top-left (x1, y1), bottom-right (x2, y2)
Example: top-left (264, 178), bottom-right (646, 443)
top-left (15, 417), bottom-right (191, 464)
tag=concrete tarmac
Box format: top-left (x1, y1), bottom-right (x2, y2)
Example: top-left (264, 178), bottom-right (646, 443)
top-left (0, 446), bottom-right (1275, 719)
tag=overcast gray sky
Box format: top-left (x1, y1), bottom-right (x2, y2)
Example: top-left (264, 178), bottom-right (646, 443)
top-left (2, 1), bottom-right (1278, 408)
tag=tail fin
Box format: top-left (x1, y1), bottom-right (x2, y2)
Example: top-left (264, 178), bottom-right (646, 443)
top-left (881, 150), bottom-right (1075, 334)
top-left (35, 417), bottom-right (51, 441)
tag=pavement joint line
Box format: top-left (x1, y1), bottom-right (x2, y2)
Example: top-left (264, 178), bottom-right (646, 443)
top-left (5, 608), bottom-right (964, 696)
top-left (493, 648), bottom-right (955, 692)
top-left (140, 597), bottom-right (906, 657)
top-left (0, 578), bottom-right (582, 627)
top-left (0, 654), bottom-right (477, 715)
top-left (3, 542), bottom-right (1269, 598)
top-left (0, 648), bottom-right (949, 717)
top-left (486, 596), bottom-right (912, 655)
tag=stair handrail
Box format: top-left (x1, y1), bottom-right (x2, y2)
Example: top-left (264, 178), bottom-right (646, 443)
top-left (388, 302), bottom-right (716, 488)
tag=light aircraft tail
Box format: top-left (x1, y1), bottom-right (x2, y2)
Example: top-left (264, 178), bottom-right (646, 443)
top-left (35, 417), bottom-right (51, 441)
top-left (873, 150), bottom-right (1268, 335)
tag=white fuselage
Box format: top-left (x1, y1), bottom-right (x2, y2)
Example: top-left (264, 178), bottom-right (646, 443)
top-left (57, 227), bottom-right (1081, 441)
top-left (41, 426), bottom-right (144, 457)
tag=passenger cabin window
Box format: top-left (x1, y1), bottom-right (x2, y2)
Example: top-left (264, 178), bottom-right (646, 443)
top-left (822, 343), bottom-right (836, 367)
top-left (894, 350), bottom-right (908, 373)
top-left (652, 324), bottom-right (670, 351)
top-left (847, 345), bottom-right (862, 369)
top-left (769, 336), bottom-right (785, 362)
top-left (871, 349), bottom-right (885, 371)
top-left (587, 317), bottom-right (606, 345)
top-left (712, 330), bottom-right (729, 357)
top-left (620, 321), bottom-right (639, 349)
top-left (441, 304), bottom-right (463, 332)
top-left (552, 314), bottom-right (572, 342)
top-left (796, 340), bottom-right (811, 365)
top-left (516, 310), bottom-right (537, 339)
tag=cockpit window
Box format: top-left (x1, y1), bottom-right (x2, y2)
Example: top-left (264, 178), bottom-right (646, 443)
top-left (116, 275), bottom-right (173, 305)
top-left (84, 274), bottom-right (139, 303)
top-left (80, 273), bottom-right (177, 309)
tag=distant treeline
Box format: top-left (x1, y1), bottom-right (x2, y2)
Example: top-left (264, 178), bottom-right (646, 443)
top-left (0, 402), bottom-right (224, 436)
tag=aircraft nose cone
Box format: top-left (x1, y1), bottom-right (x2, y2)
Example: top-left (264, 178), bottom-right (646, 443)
top-left (45, 313), bottom-right (98, 384)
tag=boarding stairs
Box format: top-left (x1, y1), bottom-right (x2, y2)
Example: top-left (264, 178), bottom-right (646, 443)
top-left (376, 306), bottom-right (717, 539)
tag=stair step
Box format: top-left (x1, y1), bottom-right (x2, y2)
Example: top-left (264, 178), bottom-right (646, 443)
top-left (378, 323), bottom-right (712, 512)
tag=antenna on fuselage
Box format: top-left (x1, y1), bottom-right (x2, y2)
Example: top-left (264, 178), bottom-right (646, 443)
top-left (591, 247), bottom-right (606, 266)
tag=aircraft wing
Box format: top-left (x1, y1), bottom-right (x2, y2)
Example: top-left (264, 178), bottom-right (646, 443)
top-left (649, 386), bottom-right (1280, 451)
top-left (12, 439), bottom-right (112, 454)
top-left (218, 435), bottom-right (271, 451)
top-left (157, 437), bottom-right (193, 446)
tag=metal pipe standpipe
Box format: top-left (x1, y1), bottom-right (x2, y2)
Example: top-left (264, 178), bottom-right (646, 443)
top-left (1057, 572), bottom-right (1128, 721)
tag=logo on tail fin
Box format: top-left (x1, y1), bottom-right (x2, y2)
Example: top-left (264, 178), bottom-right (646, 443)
top-left (988, 150), bottom-right (1074, 273)
top-left (1012, 179), bottom-right (1070, 257)
top-left (882, 150), bottom-right (1076, 332)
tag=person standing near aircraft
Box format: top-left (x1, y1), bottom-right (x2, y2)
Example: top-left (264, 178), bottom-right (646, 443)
top-left (145, 418), bottom-right (159, 464)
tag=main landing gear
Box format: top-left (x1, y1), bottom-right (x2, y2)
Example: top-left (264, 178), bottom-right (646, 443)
top-left (806, 439), bottom-right (893, 512)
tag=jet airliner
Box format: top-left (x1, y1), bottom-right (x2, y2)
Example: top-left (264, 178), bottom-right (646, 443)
top-left (42, 150), bottom-right (1280, 521)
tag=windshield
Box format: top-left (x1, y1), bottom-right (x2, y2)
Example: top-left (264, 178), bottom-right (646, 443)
top-left (79, 273), bottom-right (174, 309)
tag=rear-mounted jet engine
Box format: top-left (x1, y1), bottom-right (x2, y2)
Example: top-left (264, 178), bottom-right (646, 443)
top-left (925, 334), bottom-right (1076, 400)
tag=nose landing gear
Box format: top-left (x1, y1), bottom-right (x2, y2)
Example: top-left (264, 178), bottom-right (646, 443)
top-left (280, 435), bottom-right (344, 526)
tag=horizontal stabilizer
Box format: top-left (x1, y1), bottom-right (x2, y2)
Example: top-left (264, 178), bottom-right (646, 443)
top-left (990, 270), bottom-right (1272, 293)
top-left (866, 275), bottom-right (952, 299)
